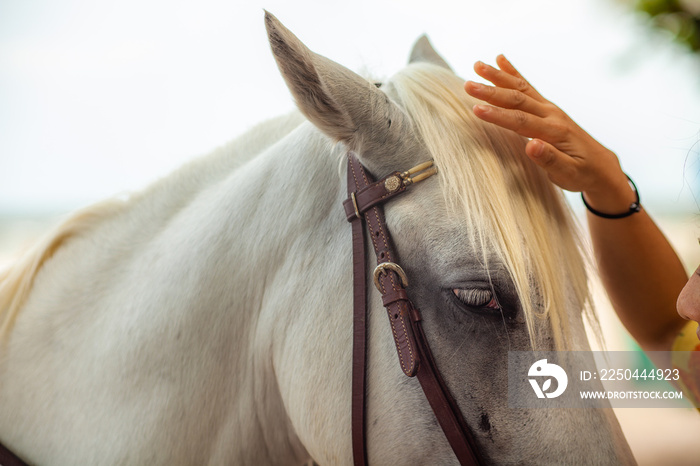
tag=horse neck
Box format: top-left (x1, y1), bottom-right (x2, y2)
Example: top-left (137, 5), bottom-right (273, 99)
top-left (0, 114), bottom-right (345, 465)
top-left (217, 122), bottom-right (350, 461)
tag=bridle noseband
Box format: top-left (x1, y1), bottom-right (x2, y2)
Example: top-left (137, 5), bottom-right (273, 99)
top-left (344, 152), bottom-right (483, 466)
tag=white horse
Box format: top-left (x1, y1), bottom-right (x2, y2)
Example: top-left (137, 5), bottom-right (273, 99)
top-left (0, 12), bottom-right (635, 465)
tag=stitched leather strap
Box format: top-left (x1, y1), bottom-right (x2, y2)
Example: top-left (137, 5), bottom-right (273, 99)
top-left (348, 153), bottom-right (369, 466)
top-left (347, 153), bottom-right (482, 466)
top-left (413, 318), bottom-right (482, 465)
top-left (347, 155), bottom-right (420, 378)
top-left (342, 172), bottom-right (407, 222)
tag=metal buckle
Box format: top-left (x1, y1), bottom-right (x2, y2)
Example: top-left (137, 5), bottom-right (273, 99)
top-left (373, 262), bottom-right (409, 292)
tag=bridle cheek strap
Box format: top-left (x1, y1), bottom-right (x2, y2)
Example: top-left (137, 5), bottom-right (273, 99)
top-left (345, 153), bottom-right (482, 466)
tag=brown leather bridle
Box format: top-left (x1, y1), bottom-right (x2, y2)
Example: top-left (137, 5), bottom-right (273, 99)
top-left (343, 152), bottom-right (483, 466)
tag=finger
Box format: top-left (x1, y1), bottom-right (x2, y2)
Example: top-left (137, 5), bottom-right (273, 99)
top-left (495, 54), bottom-right (522, 78)
top-left (495, 55), bottom-right (546, 100)
top-left (465, 81), bottom-right (548, 117)
top-left (496, 55), bottom-right (545, 101)
top-left (472, 104), bottom-right (554, 140)
top-left (525, 139), bottom-right (578, 189)
top-left (474, 60), bottom-right (543, 102)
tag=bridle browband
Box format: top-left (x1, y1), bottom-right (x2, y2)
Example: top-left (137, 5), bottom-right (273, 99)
top-left (344, 152), bottom-right (483, 466)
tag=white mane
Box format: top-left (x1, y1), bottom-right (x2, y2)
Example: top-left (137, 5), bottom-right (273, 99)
top-left (390, 63), bottom-right (594, 349)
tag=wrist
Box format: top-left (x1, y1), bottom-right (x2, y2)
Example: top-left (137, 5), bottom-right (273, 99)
top-left (582, 172), bottom-right (640, 218)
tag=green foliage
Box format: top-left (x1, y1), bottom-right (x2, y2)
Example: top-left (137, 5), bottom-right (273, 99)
top-left (635, 0), bottom-right (700, 51)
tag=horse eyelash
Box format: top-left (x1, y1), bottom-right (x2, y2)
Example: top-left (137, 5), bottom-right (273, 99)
top-left (452, 288), bottom-right (500, 309)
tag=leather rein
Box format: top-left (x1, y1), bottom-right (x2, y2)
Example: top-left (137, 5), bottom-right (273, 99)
top-left (343, 152), bottom-right (483, 466)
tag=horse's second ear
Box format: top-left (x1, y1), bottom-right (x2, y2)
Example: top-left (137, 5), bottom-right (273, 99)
top-left (265, 11), bottom-right (406, 156)
top-left (409, 35), bottom-right (452, 71)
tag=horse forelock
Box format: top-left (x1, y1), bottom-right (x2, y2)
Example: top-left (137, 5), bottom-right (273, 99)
top-left (387, 63), bottom-right (596, 350)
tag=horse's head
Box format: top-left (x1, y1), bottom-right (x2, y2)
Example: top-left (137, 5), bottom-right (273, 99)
top-left (264, 12), bottom-right (634, 465)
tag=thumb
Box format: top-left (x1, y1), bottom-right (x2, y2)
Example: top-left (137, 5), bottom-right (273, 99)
top-left (525, 139), bottom-right (576, 188)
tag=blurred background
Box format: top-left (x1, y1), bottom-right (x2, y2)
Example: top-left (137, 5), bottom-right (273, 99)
top-left (1, 0), bottom-right (699, 463)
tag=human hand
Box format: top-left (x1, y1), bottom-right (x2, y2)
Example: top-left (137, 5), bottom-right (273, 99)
top-left (464, 55), bottom-right (635, 213)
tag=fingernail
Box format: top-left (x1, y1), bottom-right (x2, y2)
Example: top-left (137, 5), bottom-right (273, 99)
top-left (530, 139), bottom-right (544, 157)
top-left (473, 104), bottom-right (490, 114)
top-left (466, 81), bottom-right (483, 92)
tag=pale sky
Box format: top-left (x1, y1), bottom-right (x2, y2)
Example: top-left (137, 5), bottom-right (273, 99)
top-left (1, 0), bottom-right (699, 215)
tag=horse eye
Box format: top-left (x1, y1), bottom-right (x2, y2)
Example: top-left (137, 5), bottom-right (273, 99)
top-left (452, 288), bottom-right (500, 310)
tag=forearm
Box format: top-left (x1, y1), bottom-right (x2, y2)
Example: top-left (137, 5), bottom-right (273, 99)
top-left (585, 177), bottom-right (688, 351)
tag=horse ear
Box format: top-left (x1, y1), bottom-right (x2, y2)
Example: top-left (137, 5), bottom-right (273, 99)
top-left (409, 35), bottom-right (453, 71)
top-left (265, 11), bottom-right (408, 161)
